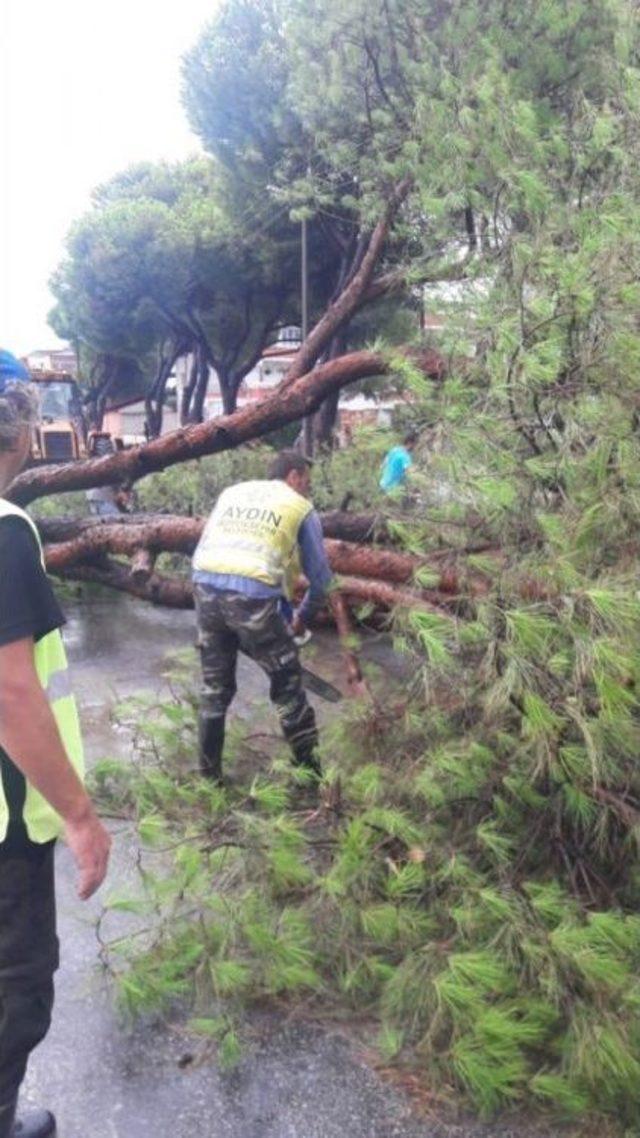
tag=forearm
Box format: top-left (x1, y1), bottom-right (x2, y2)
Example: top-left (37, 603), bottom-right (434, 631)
top-left (297, 512), bottom-right (332, 623)
top-left (297, 584), bottom-right (327, 623)
top-left (0, 685), bottom-right (92, 824)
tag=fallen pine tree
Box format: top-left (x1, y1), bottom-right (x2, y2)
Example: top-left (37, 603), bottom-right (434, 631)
top-left (32, 0), bottom-right (640, 1125)
top-left (40, 512), bottom-right (497, 596)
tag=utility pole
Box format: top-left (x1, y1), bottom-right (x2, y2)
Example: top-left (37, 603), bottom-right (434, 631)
top-left (301, 212), bottom-right (314, 458)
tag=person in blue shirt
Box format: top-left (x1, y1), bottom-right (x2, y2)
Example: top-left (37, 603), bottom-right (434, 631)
top-left (379, 431), bottom-right (417, 493)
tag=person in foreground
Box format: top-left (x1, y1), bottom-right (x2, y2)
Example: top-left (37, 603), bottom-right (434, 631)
top-left (0, 353), bottom-right (111, 1138)
top-left (192, 449), bottom-right (332, 782)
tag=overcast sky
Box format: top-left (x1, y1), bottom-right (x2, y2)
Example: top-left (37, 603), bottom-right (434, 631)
top-left (1, 0), bottom-right (217, 354)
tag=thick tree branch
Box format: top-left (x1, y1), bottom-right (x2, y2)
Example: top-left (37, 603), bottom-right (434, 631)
top-left (38, 511), bottom-right (394, 546)
top-left (9, 346), bottom-right (429, 506)
top-left (40, 515), bottom-right (499, 607)
top-left (55, 560), bottom-right (446, 618)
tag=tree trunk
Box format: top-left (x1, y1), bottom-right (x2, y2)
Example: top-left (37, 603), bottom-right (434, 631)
top-left (145, 341), bottom-right (186, 438)
top-left (213, 365), bottom-right (239, 417)
top-left (57, 559), bottom-right (194, 608)
top-left (180, 352), bottom-right (199, 425)
top-left (39, 510), bottom-right (393, 546)
top-left (8, 343), bottom-right (445, 508)
top-left (39, 513), bottom-right (501, 604)
top-left (190, 349), bottom-right (208, 423)
top-left (314, 388), bottom-right (341, 448)
top-left (84, 355), bottom-right (119, 432)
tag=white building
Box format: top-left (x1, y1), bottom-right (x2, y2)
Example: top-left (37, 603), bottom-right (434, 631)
top-left (25, 346), bottom-right (78, 376)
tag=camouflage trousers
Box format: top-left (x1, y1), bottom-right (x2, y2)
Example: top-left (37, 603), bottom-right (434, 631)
top-left (194, 585), bottom-right (318, 760)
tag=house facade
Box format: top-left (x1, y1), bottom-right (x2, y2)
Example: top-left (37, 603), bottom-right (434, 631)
top-left (198, 326), bottom-right (419, 438)
top-left (25, 346), bottom-right (78, 376)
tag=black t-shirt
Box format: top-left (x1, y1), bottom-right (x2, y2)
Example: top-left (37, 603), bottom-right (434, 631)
top-left (0, 515), bottom-right (65, 854)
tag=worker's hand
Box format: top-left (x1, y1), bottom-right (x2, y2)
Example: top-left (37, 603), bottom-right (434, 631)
top-left (291, 612), bottom-right (306, 638)
top-left (114, 488), bottom-right (132, 512)
top-left (64, 807), bottom-right (112, 900)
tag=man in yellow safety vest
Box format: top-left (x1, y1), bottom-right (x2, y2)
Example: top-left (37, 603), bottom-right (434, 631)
top-left (192, 449), bottom-right (332, 782)
top-left (0, 353), bottom-right (111, 1138)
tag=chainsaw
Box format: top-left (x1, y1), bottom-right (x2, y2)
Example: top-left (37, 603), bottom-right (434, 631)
top-left (293, 629), bottom-right (342, 703)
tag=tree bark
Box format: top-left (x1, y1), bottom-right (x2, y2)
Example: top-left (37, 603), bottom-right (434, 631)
top-left (189, 341), bottom-right (211, 423)
top-left (38, 511), bottom-right (391, 546)
top-left (336, 575), bottom-right (444, 613)
top-left (130, 548), bottom-right (156, 584)
top-left (180, 351), bottom-right (199, 425)
top-left (39, 515), bottom-right (496, 598)
top-left (319, 511), bottom-right (391, 544)
top-left (37, 512), bottom-right (501, 610)
top-left (145, 339), bottom-right (187, 438)
top-left (218, 368), bottom-right (237, 417)
top-left (56, 561), bottom-right (446, 618)
top-left (57, 560), bottom-right (194, 608)
top-left (84, 355), bottom-right (119, 432)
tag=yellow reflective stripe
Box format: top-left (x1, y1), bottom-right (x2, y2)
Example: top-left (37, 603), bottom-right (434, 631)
top-left (0, 800), bottom-right (9, 844)
top-left (24, 692), bottom-right (85, 843)
top-left (44, 667), bottom-right (73, 703)
top-left (0, 502), bottom-right (86, 844)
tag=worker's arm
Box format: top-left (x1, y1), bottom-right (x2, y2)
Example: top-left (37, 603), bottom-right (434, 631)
top-left (0, 517), bottom-right (109, 899)
top-left (293, 511), bottom-right (333, 633)
top-left (0, 637), bottom-right (111, 899)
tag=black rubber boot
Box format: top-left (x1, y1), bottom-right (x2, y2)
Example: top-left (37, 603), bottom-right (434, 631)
top-left (291, 745), bottom-right (323, 781)
top-left (198, 716), bottom-right (225, 782)
top-left (11, 1109), bottom-right (56, 1138)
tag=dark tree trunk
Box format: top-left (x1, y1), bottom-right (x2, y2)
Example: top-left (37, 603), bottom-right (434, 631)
top-left (314, 330), bottom-right (347, 448)
top-left (314, 388), bottom-right (341, 448)
top-left (53, 561), bottom-right (449, 617)
top-left (219, 371), bottom-right (239, 416)
top-left (145, 341), bottom-right (186, 439)
top-left (84, 355), bottom-right (119, 432)
top-left (180, 352), bottom-right (199, 425)
top-left (311, 222), bottom-right (372, 448)
top-left (189, 342), bottom-right (211, 423)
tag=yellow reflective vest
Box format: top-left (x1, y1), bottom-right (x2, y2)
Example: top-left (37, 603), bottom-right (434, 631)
top-left (0, 499), bottom-right (85, 843)
top-left (193, 480), bottom-right (313, 600)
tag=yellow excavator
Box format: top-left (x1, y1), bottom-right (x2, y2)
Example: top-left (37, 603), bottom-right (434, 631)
top-left (28, 371), bottom-right (89, 464)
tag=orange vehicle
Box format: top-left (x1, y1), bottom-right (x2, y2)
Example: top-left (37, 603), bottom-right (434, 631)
top-left (28, 371), bottom-right (89, 464)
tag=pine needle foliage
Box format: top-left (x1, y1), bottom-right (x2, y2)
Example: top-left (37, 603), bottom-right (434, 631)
top-left (91, 0), bottom-right (640, 1126)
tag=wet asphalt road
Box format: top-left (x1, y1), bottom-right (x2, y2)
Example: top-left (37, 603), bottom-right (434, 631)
top-left (24, 836), bottom-right (441, 1138)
